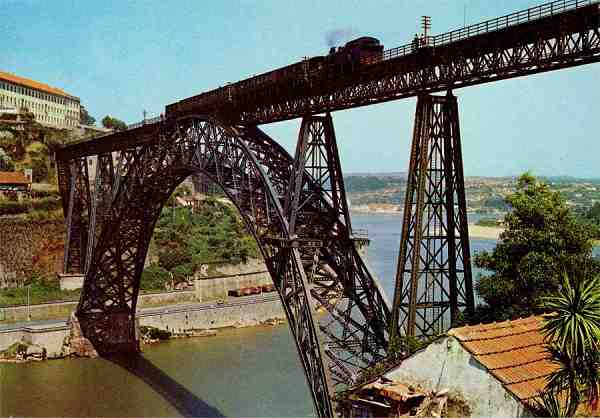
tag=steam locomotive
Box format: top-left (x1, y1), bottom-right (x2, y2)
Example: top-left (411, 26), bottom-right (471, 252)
top-left (165, 36), bottom-right (384, 118)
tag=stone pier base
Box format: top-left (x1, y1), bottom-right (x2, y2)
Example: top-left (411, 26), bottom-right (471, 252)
top-left (68, 313), bottom-right (98, 358)
top-left (75, 311), bottom-right (140, 356)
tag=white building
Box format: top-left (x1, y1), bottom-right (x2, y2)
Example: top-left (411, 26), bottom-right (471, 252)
top-left (0, 71), bottom-right (80, 130)
top-left (369, 315), bottom-right (595, 417)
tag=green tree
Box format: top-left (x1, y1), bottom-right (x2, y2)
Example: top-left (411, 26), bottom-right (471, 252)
top-left (80, 105), bottom-right (95, 126)
top-left (0, 148), bottom-right (14, 171)
top-left (101, 115), bottom-right (127, 131)
top-left (579, 202), bottom-right (600, 239)
top-left (473, 173), bottom-right (595, 322)
top-left (140, 264), bottom-right (170, 291)
top-left (24, 142), bottom-right (49, 183)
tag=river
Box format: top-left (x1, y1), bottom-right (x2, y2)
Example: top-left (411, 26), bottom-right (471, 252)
top-left (0, 213), bottom-right (501, 417)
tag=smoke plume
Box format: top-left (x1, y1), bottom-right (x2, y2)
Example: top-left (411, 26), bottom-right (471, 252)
top-left (325, 28), bottom-right (357, 47)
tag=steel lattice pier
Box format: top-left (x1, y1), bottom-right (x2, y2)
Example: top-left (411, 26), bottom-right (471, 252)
top-left (392, 93), bottom-right (474, 338)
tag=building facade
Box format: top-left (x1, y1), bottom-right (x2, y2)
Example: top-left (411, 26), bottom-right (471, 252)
top-left (0, 71), bottom-right (80, 130)
top-left (376, 316), bottom-right (584, 417)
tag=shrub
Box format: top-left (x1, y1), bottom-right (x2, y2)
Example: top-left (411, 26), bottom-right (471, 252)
top-left (31, 188), bottom-right (60, 199)
top-left (140, 326), bottom-right (171, 340)
top-left (0, 200), bottom-right (29, 216)
top-left (26, 209), bottom-right (63, 221)
top-left (2, 341), bottom-right (28, 357)
top-left (30, 197), bottom-right (61, 212)
top-left (140, 264), bottom-right (171, 291)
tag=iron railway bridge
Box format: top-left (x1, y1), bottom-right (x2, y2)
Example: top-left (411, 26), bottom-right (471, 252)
top-left (55, 1), bottom-right (600, 416)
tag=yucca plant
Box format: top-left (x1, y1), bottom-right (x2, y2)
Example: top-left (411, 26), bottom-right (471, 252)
top-left (541, 273), bottom-right (600, 358)
top-left (538, 272), bottom-right (600, 415)
top-left (533, 387), bottom-right (578, 418)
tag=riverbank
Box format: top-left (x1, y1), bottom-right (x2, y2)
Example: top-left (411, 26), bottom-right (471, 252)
top-left (0, 293), bottom-right (286, 361)
top-left (468, 224), bottom-right (503, 240)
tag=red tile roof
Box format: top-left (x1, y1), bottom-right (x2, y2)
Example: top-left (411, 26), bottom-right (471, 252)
top-left (449, 316), bottom-right (557, 404)
top-left (0, 71), bottom-right (77, 99)
top-left (0, 171), bottom-right (31, 185)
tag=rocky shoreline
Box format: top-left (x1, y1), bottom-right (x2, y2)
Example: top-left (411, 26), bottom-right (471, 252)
top-left (0, 311), bottom-right (287, 363)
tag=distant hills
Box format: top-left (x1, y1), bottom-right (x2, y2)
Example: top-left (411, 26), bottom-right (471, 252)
top-left (345, 172), bottom-right (407, 179)
top-left (345, 172), bottom-right (600, 182)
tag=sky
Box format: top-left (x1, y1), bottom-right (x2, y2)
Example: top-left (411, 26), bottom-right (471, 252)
top-left (2, 0), bottom-right (600, 178)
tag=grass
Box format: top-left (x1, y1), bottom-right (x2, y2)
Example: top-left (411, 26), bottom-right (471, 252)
top-left (475, 217), bottom-right (502, 227)
top-left (0, 276), bottom-right (80, 307)
top-left (0, 341), bottom-right (28, 358)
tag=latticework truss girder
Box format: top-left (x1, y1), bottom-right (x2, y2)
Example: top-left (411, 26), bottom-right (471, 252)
top-left (231, 5), bottom-right (600, 124)
top-left (392, 93), bottom-right (474, 338)
top-left (57, 115), bottom-right (391, 418)
top-left (60, 157), bottom-right (91, 274)
top-left (284, 114), bottom-right (390, 392)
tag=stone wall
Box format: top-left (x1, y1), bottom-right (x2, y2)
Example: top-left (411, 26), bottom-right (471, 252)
top-left (0, 295), bottom-right (285, 358)
top-left (0, 323), bottom-right (69, 358)
top-left (139, 294), bottom-right (285, 333)
top-left (0, 219), bottom-right (65, 288)
top-left (0, 290), bottom-right (198, 324)
top-left (194, 259), bottom-right (270, 301)
top-left (58, 274), bottom-right (83, 290)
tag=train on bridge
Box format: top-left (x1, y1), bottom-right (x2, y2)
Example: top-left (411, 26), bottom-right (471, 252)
top-left (165, 36), bottom-right (385, 118)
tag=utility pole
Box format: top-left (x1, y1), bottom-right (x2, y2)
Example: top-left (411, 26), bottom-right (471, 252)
top-left (27, 284), bottom-right (31, 321)
top-left (421, 15), bottom-right (431, 46)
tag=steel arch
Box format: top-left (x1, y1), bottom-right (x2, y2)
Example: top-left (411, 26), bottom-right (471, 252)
top-left (58, 115), bottom-right (391, 417)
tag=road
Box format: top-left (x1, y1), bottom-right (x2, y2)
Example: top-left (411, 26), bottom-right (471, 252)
top-left (0, 293), bottom-right (280, 332)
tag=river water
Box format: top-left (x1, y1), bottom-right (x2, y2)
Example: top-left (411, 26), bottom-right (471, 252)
top-left (0, 213), bottom-right (499, 417)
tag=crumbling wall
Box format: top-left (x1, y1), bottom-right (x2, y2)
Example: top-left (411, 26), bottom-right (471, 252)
top-left (386, 337), bottom-right (525, 418)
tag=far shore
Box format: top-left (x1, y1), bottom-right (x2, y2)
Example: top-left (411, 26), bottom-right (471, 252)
top-left (468, 224), bottom-right (503, 240)
top-left (351, 209), bottom-right (504, 240)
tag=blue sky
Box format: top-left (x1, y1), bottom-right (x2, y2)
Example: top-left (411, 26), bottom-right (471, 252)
top-left (2, 0), bottom-right (600, 177)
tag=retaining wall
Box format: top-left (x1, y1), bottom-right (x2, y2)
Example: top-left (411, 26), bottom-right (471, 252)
top-left (0, 219), bottom-right (65, 288)
top-left (0, 290), bottom-right (198, 324)
top-left (139, 294), bottom-right (285, 333)
top-left (0, 323), bottom-right (69, 358)
top-left (0, 295), bottom-right (285, 357)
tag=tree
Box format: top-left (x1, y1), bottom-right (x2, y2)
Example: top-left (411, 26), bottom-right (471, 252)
top-left (24, 142), bottom-right (49, 183)
top-left (583, 202), bottom-right (600, 223)
top-left (473, 172), bottom-right (595, 322)
top-left (101, 115), bottom-right (127, 131)
top-left (579, 202), bottom-right (600, 239)
top-left (0, 148), bottom-right (14, 171)
top-left (534, 273), bottom-right (600, 416)
top-left (80, 105), bottom-right (95, 126)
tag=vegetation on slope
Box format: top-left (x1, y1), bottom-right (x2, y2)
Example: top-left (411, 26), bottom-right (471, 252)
top-left (141, 197), bottom-right (260, 291)
top-left (0, 274), bottom-right (80, 306)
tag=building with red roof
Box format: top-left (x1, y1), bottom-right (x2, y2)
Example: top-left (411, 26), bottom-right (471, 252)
top-left (0, 170), bottom-right (32, 196)
top-left (374, 315), bottom-right (595, 417)
top-left (0, 70), bottom-right (80, 130)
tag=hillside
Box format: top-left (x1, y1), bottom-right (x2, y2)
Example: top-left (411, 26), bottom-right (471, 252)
top-left (141, 196), bottom-right (261, 291)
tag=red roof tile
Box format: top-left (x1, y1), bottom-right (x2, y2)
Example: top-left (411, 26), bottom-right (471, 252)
top-left (0, 71), bottom-right (77, 99)
top-left (449, 315), bottom-right (554, 403)
top-left (0, 171), bottom-right (30, 185)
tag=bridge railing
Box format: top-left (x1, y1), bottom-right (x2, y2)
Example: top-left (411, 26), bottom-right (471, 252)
top-left (84, 115), bottom-right (164, 140)
top-left (430, 0), bottom-right (594, 47)
top-left (379, 0), bottom-right (595, 62)
top-left (125, 115), bottom-right (164, 130)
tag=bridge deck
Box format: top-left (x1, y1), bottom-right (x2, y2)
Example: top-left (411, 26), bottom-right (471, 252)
top-left (57, 0), bottom-right (600, 161)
